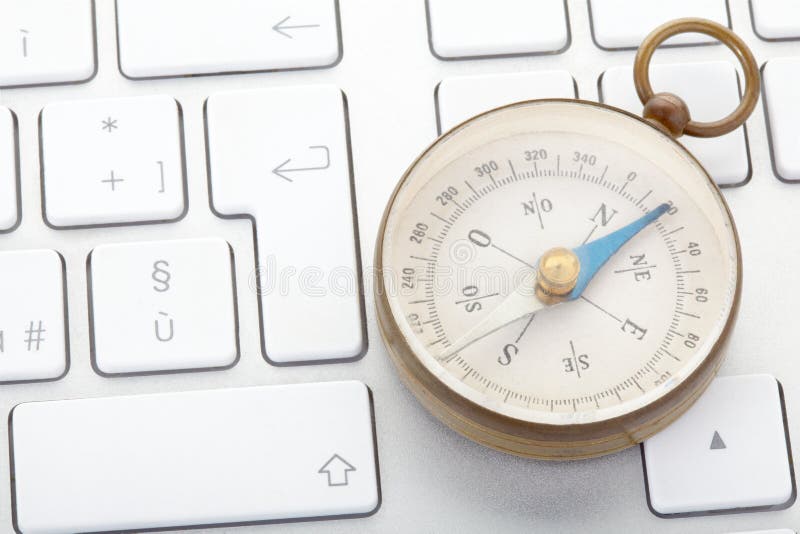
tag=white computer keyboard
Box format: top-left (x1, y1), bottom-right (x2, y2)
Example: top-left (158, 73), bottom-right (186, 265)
top-left (0, 0), bottom-right (798, 532)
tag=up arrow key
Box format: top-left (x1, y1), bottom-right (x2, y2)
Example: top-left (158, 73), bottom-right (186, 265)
top-left (319, 454), bottom-right (356, 487)
top-left (710, 430), bottom-right (727, 450)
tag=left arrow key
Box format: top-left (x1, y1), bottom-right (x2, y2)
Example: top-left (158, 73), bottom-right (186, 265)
top-left (117, 0), bottom-right (341, 79)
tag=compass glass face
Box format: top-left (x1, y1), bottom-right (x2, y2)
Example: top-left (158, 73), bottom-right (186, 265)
top-left (380, 101), bottom-right (738, 425)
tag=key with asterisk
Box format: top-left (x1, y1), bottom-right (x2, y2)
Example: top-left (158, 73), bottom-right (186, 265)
top-left (40, 95), bottom-right (185, 227)
top-left (101, 116), bottom-right (118, 132)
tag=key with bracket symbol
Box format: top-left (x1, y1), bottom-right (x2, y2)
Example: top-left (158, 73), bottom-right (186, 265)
top-left (41, 95), bottom-right (185, 228)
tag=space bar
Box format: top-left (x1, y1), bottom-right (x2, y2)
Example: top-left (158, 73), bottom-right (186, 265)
top-left (10, 381), bottom-right (380, 533)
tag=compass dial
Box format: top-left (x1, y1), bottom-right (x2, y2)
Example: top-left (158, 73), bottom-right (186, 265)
top-left (376, 101), bottom-right (740, 458)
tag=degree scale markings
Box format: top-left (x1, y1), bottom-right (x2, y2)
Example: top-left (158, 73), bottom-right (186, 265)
top-left (399, 150), bottom-right (708, 413)
top-left (394, 139), bottom-right (720, 418)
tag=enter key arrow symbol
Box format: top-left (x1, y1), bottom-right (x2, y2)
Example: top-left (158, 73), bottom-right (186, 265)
top-left (272, 15), bottom-right (321, 38)
top-left (318, 454), bottom-right (356, 487)
top-left (272, 145), bottom-right (330, 182)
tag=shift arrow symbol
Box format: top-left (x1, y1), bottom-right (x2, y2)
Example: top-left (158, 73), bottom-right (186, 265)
top-left (318, 454), bottom-right (356, 486)
top-left (272, 16), bottom-right (321, 39)
top-left (710, 430), bottom-right (727, 450)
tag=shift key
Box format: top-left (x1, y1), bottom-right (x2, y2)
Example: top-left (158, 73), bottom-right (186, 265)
top-left (10, 381), bottom-right (380, 533)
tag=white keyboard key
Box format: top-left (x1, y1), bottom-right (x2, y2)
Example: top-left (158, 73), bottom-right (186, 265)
top-left (727, 530), bottom-right (796, 534)
top-left (0, 249), bottom-right (67, 383)
top-left (600, 61), bottom-right (749, 186)
top-left (436, 70), bottom-right (576, 133)
top-left (589, 0), bottom-right (729, 49)
top-left (117, 0), bottom-right (340, 79)
top-left (11, 381), bottom-right (380, 533)
top-left (207, 85), bottom-right (365, 364)
top-left (643, 375), bottom-right (794, 516)
top-left (426, 0), bottom-right (569, 59)
top-left (41, 95), bottom-right (185, 228)
top-left (751, 0), bottom-right (800, 41)
top-left (0, 0), bottom-right (95, 87)
top-left (89, 238), bottom-right (238, 375)
top-left (0, 107), bottom-right (19, 231)
top-left (763, 58), bottom-right (800, 182)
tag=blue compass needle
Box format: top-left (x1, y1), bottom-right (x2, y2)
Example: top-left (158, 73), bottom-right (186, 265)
top-left (566, 203), bottom-right (671, 300)
top-left (439, 203), bottom-right (670, 359)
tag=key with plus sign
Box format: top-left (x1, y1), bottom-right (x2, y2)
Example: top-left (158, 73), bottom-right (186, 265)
top-left (40, 95), bottom-right (185, 228)
top-left (101, 170), bottom-right (125, 192)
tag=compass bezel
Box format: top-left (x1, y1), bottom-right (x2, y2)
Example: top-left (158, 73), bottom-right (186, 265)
top-left (375, 99), bottom-right (742, 460)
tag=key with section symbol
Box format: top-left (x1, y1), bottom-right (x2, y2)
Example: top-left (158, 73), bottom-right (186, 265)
top-left (41, 95), bottom-right (186, 228)
top-left (88, 238), bottom-right (238, 375)
top-left (0, 249), bottom-right (67, 383)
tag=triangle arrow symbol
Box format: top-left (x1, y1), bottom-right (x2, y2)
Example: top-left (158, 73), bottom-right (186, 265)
top-left (710, 430), bottom-right (727, 450)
